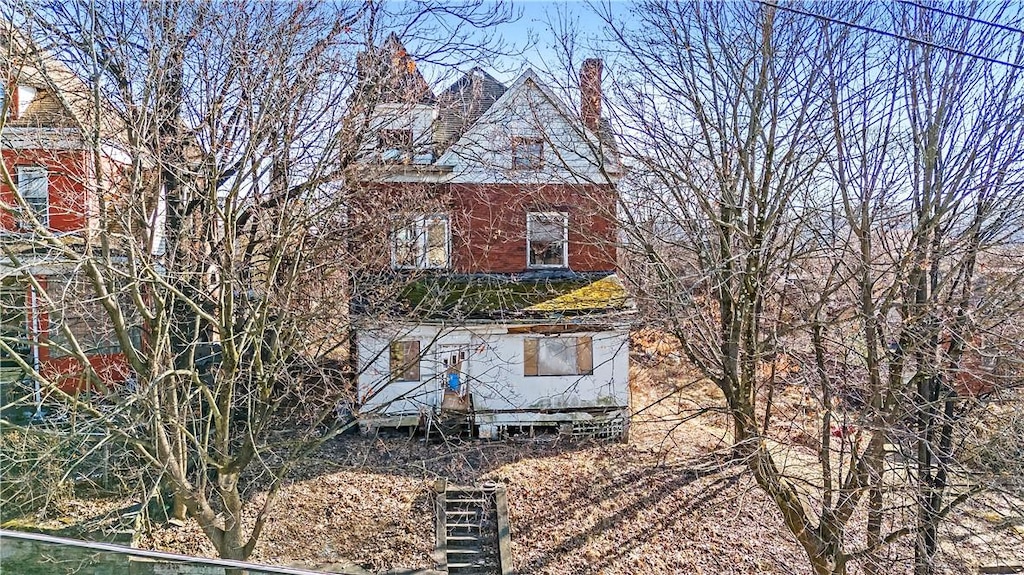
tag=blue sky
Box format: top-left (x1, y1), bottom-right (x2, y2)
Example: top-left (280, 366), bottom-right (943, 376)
top-left (415, 0), bottom-right (635, 86)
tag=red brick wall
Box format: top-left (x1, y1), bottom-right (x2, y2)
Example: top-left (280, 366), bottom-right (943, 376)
top-left (1, 148), bottom-right (91, 233)
top-left (42, 353), bottom-right (134, 393)
top-left (450, 183), bottom-right (617, 273)
top-left (354, 181), bottom-right (618, 274)
top-left (348, 180), bottom-right (447, 272)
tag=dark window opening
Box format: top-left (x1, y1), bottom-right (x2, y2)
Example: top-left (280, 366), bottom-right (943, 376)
top-left (512, 137), bottom-right (544, 170)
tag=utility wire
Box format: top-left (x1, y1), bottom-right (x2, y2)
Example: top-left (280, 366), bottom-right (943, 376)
top-left (896, 0), bottom-right (1024, 36)
top-left (751, 0), bottom-right (1024, 71)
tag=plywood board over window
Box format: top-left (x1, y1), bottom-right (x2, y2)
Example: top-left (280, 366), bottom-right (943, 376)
top-left (524, 336), bottom-right (593, 376)
top-left (390, 340), bottom-right (421, 381)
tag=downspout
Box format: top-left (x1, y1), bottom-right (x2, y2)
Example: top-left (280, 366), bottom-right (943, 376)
top-left (28, 282), bottom-right (42, 420)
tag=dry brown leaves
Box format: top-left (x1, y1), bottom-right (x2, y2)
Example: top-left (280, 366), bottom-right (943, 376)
top-left (14, 357), bottom-right (1021, 574)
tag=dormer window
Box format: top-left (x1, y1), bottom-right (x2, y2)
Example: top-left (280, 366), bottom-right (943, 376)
top-left (16, 86), bottom-right (37, 119)
top-left (512, 136), bottom-right (544, 170)
top-left (2, 85), bottom-right (38, 121)
top-left (378, 129), bottom-right (413, 163)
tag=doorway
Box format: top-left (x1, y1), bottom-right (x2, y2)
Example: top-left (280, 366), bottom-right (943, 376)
top-left (437, 344), bottom-right (471, 413)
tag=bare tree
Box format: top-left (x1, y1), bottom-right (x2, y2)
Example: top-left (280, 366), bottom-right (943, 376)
top-left (1, 0), bottom-right (514, 560)
top-left (599, 1), bottom-right (1024, 574)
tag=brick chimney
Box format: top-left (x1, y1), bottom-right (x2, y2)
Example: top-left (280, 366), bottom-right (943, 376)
top-left (580, 58), bottom-right (603, 132)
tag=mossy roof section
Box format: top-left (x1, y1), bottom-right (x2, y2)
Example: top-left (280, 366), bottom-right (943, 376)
top-left (399, 272), bottom-right (629, 319)
top-left (524, 274), bottom-right (628, 311)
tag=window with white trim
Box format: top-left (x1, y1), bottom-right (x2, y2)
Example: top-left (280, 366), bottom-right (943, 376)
top-left (511, 136), bottom-right (544, 169)
top-left (16, 166), bottom-right (49, 228)
top-left (393, 214), bottom-right (450, 269)
top-left (523, 336), bottom-right (593, 376)
top-left (527, 211), bottom-right (567, 268)
top-left (16, 85), bottom-right (37, 118)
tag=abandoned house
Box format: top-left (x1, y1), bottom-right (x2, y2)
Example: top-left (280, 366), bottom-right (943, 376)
top-left (348, 36), bottom-right (632, 439)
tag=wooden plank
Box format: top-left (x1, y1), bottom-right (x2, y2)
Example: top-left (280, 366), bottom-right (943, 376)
top-left (506, 324), bottom-right (609, 334)
top-left (576, 336), bottom-right (593, 374)
top-left (444, 486), bottom-right (486, 493)
top-left (523, 338), bottom-right (538, 376)
top-left (980, 565), bottom-right (1024, 574)
top-left (495, 486), bottom-right (513, 575)
top-left (434, 491), bottom-right (447, 571)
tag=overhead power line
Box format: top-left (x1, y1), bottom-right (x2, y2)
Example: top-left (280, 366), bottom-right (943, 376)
top-left (751, 0), bottom-right (1024, 71)
top-left (896, 0), bottom-right (1024, 36)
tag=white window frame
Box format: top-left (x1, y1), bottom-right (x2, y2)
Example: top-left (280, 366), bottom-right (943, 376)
top-left (511, 136), bottom-right (544, 170)
top-left (392, 213), bottom-right (451, 270)
top-left (16, 165), bottom-right (49, 228)
top-left (17, 86), bottom-right (37, 119)
top-left (526, 211), bottom-right (568, 269)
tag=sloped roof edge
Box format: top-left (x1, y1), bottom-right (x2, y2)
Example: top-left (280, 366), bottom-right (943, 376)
top-left (435, 68), bottom-right (622, 174)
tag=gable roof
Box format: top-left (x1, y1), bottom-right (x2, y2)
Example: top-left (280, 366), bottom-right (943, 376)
top-left (354, 33), bottom-right (436, 106)
top-left (435, 69), bottom-right (622, 177)
top-left (1, 25), bottom-right (128, 143)
top-left (434, 67), bottom-right (507, 151)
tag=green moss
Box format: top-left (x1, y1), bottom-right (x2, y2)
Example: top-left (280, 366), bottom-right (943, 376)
top-left (526, 275), bottom-right (628, 312)
top-left (398, 273), bottom-right (628, 318)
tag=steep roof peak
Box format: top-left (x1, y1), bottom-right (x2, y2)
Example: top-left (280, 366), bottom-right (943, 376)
top-left (355, 33), bottom-right (436, 105)
top-left (434, 67), bottom-right (508, 151)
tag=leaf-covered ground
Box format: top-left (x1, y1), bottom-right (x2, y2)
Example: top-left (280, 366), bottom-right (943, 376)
top-left (130, 364), bottom-right (817, 574)
top-left (8, 351), bottom-right (1021, 574)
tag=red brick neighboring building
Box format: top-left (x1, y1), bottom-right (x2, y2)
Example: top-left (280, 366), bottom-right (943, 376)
top-left (0, 149), bottom-right (92, 233)
top-left (2, 39), bottom-right (137, 396)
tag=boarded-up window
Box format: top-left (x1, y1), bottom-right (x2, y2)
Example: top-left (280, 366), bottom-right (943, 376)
top-left (524, 336), bottom-right (593, 376)
top-left (390, 340), bottom-right (421, 381)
